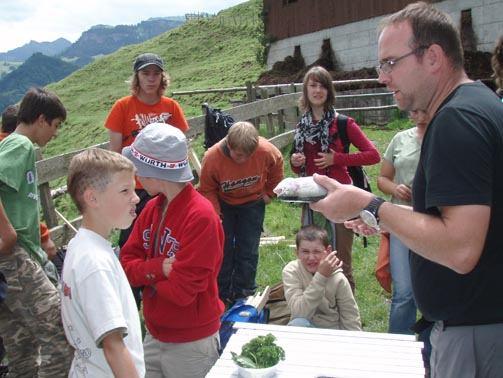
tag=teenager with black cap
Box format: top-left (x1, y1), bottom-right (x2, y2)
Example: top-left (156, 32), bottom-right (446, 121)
top-left (105, 53), bottom-right (190, 306)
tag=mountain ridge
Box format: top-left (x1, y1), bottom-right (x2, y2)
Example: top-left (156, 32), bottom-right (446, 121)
top-left (0, 38), bottom-right (71, 61)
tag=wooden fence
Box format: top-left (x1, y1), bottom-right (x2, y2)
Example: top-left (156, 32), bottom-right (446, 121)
top-left (39, 91), bottom-right (303, 247)
top-left (39, 87), bottom-right (397, 247)
top-left (172, 79), bottom-right (396, 127)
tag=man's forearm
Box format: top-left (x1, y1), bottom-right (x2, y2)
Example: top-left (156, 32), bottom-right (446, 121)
top-left (379, 202), bottom-right (490, 274)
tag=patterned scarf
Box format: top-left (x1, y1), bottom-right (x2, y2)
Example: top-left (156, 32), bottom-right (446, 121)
top-left (293, 107), bottom-right (336, 154)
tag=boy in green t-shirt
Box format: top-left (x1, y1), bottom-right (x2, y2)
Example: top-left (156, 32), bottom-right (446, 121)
top-left (0, 88), bottom-right (72, 376)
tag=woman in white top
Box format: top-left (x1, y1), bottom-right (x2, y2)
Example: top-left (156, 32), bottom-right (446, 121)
top-left (377, 110), bottom-right (428, 334)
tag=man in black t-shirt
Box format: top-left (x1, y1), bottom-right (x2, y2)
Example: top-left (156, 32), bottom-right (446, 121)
top-left (309, 2), bottom-right (503, 377)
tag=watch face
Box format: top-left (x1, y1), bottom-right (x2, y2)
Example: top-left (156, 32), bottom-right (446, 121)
top-left (360, 210), bottom-right (378, 228)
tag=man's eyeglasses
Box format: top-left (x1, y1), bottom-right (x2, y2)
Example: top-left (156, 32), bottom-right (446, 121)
top-left (376, 46), bottom-right (429, 75)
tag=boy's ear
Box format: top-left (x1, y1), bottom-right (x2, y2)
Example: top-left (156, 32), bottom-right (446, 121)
top-left (82, 188), bottom-right (98, 208)
top-left (35, 114), bottom-right (46, 126)
top-left (326, 245), bottom-right (332, 253)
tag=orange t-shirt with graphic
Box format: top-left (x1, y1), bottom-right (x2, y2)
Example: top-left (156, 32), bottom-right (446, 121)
top-left (105, 95), bottom-right (189, 188)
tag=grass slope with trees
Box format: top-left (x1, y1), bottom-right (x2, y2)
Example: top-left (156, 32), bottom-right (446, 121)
top-left (44, 0), bottom-right (400, 332)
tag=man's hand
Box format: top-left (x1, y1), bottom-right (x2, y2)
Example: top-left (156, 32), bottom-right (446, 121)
top-left (317, 251), bottom-right (343, 277)
top-left (290, 152), bottom-right (306, 168)
top-left (263, 194), bottom-right (272, 205)
top-left (344, 218), bottom-right (381, 236)
top-left (310, 174), bottom-right (373, 223)
top-left (162, 257), bottom-right (176, 278)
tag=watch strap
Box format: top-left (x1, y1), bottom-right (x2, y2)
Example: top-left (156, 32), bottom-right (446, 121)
top-left (364, 196), bottom-right (386, 223)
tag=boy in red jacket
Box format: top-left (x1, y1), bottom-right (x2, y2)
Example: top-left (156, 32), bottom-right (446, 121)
top-left (121, 123), bottom-right (224, 378)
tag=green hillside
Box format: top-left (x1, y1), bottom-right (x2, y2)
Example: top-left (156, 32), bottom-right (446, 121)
top-left (46, 0), bottom-right (264, 157)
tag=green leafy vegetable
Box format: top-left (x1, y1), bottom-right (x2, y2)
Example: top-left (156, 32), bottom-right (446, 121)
top-left (231, 333), bottom-right (285, 369)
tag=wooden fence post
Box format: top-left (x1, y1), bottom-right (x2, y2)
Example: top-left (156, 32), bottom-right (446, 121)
top-left (36, 149), bottom-right (59, 228)
top-left (275, 86), bottom-right (286, 132)
top-left (245, 81), bottom-right (256, 127)
top-left (260, 88), bottom-right (274, 136)
top-left (282, 83), bottom-right (299, 130)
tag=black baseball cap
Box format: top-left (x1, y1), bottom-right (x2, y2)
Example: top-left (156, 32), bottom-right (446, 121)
top-left (133, 53), bottom-right (164, 72)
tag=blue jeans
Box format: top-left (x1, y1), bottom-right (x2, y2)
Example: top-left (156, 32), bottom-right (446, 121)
top-left (288, 318), bottom-right (313, 327)
top-left (389, 234), bottom-right (417, 334)
top-left (219, 199), bottom-right (265, 301)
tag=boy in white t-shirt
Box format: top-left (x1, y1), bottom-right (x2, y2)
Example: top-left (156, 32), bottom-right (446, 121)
top-left (61, 148), bottom-right (145, 377)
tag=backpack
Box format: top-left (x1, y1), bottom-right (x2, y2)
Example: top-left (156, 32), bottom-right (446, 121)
top-left (219, 298), bottom-right (268, 352)
top-left (203, 103), bottom-right (235, 150)
top-left (264, 282), bottom-right (290, 325)
top-left (336, 114), bottom-right (372, 248)
top-left (336, 114), bottom-right (372, 193)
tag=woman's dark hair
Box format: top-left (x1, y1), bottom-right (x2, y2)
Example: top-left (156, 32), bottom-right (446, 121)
top-left (299, 66), bottom-right (336, 113)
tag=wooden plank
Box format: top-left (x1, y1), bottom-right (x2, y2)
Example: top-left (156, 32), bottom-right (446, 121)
top-left (275, 86), bottom-right (286, 132)
top-left (185, 114), bottom-right (206, 140)
top-left (260, 88), bottom-right (275, 136)
top-left (171, 86), bottom-right (247, 96)
top-left (37, 141), bottom-right (109, 185)
top-left (50, 216), bottom-right (82, 247)
top-left (268, 129), bottom-right (295, 150)
top-left (36, 147), bottom-right (59, 228)
top-left (188, 147), bottom-right (201, 177)
top-left (39, 182), bottom-right (59, 228)
top-left (225, 92), bottom-right (300, 123)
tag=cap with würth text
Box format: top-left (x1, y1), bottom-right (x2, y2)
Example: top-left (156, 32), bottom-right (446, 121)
top-left (122, 123), bottom-right (193, 183)
top-left (133, 53), bottom-right (164, 72)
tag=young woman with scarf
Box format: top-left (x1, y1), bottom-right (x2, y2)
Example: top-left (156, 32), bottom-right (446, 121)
top-left (290, 66), bottom-right (380, 291)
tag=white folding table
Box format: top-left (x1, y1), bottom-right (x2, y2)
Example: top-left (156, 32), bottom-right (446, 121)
top-left (206, 322), bottom-right (425, 377)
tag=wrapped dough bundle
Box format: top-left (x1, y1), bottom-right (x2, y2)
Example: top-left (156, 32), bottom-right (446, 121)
top-left (273, 176), bottom-right (327, 203)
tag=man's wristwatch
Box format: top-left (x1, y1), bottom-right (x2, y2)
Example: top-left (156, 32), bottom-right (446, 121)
top-left (359, 196), bottom-right (386, 229)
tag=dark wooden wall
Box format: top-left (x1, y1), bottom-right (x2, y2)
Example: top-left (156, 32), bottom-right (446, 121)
top-left (264, 0), bottom-right (442, 40)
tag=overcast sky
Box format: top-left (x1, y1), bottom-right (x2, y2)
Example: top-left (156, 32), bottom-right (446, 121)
top-left (0, 0), bottom-right (248, 52)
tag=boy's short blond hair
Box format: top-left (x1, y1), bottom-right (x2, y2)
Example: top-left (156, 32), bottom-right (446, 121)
top-left (226, 121), bottom-right (259, 156)
top-left (295, 225), bottom-right (330, 249)
top-left (67, 148), bottom-right (135, 213)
